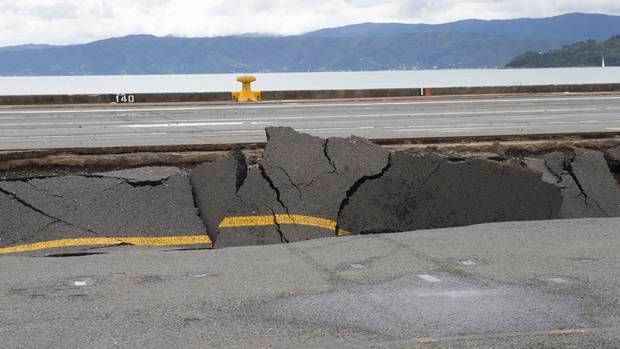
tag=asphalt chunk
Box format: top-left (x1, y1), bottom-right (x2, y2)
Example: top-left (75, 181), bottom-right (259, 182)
top-left (190, 150), bottom-right (283, 247)
top-left (527, 150), bottom-right (620, 219)
top-left (569, 149), bottom-right (620, 217)
top-left (262, 127), bottom-right (390, 239)
top-left (339, 152), bottom-right (562, 234)
top-left (192, 129), bottom-right (583, 246)
top-left (0, 191), bottom-right (88, 248)
top-left (192, 128), bottom-right (391, 247)
top-left (0, 173), bottom-right (207, 254)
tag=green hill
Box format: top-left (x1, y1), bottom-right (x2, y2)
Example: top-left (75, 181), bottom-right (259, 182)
top-left (507, 35), bottom-right (620, 68)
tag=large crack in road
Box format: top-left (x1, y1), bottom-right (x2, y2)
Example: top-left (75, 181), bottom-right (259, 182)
top-left (1, 127), bottom-right (620, 254)
top-left (335, 153), bottom-right (393, 236)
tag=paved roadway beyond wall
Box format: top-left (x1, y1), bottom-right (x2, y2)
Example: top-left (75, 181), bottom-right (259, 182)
top-left (1, 128), bottom-right (619, 255)
top-left (2, 83), bottom-right (620, 105)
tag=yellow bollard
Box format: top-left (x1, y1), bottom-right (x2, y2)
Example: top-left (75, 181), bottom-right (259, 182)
top-left (232, 75), bottom-right (262, 102)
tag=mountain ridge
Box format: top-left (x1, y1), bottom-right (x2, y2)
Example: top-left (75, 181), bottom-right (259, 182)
top-left (0, 13), bottom-right (618, 75)
top-left (303, 13), bottom-right (620, 41)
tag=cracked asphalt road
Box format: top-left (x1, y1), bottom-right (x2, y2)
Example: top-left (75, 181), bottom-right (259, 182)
top-left (191, 127), bottom-right (619, 247)
top-left (1, 127), bottom-right (619, 347)
top-left (0, 169), bottom-right (209, 253)
top-left (1, 218), bottom-right (619, 348)
top-left (1, 127), bottom-right (619, 253)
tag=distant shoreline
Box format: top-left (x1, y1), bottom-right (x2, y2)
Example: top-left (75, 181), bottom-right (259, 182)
top-left (0, 67), bottom-right (618, 96)
top-left (0, 66), bottom-right (615, 78)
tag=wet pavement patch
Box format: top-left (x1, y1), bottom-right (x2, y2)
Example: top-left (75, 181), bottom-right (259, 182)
top-left (259, 272), bottom-right (591, 339)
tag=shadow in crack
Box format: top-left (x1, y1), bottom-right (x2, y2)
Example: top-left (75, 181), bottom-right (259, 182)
top-left (166, 247), bottom-right (213, 252)
top-left (44, 252), bottom-right (107, 258)
top-left (604, 146), bottom-right (620, 187)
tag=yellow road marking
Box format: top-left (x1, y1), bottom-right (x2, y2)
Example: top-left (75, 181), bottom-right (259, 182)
top-left (0, 235), bottom-right (213, 255)
top-left (219, 214), bottom-right (351, 235)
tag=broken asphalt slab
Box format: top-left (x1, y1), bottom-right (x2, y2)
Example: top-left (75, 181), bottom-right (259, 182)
top-left (526, 149), bottom-right (620, 219)
top-left (0, 169), bottom-right (207, 254)
top-left (3, 129), bottom-right (620, 253)
top-left (261, 127), bottom-right (391, 238)
top-left (190, 149), bottom-right (286, 247)
top-left (190, 128), bottom-right (392, 247)
top-left (338, 152), bottom-right (563, 234)
top-left (192, 127), bottom-right (573, 246)
top-left (569, 149), bottom-right (620, 217)
top-left (261, 127), bottom-right (390, 221)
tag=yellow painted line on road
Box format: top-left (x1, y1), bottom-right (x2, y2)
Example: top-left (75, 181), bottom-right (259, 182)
top-left (219, 214), bottom-right (350, 235)
top-left (0, 235), bottom-right (213, 255)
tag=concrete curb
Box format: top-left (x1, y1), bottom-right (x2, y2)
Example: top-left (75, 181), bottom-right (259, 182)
top-left (2, 83), bottom-right (620, 105)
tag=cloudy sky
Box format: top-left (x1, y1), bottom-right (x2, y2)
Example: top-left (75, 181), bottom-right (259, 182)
top-left (1, 0), bottom-right (619, 46)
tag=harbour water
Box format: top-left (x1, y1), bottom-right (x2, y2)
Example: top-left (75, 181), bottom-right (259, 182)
top-left (0, 67), bottom-right (618, 95)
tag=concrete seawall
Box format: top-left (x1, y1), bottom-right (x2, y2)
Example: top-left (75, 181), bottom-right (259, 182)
top-left (2, 83), bottom-right (620, 106)
top-left (0, 92), bottom-right (231, 106)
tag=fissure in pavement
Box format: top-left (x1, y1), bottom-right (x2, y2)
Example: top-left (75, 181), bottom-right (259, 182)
top-left (565, 154), bottom-right (607, 213)
top-left (191, 127), bottom-right (618, 247)
top-left (1, 127), bottom-right (620, 253)
top-left (335, 153), bottom-right (393, 236)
